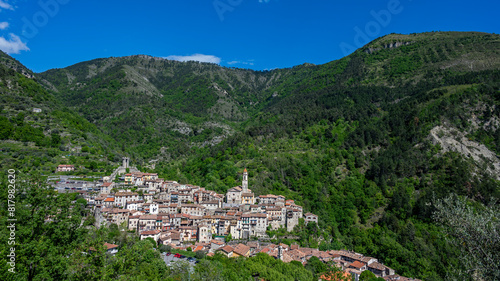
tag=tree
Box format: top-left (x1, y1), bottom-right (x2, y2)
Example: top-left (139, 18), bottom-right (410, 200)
top-left (305, 256), bottom-right (328, 278)
top-left (144, 237), bottom-right (157, 249)
top-left (195, 250), bottom-right (206, 259)
top-left (193, 259), bottom-right (224, 281)
top-left (433, 194), bottom-right (500, 280)
top-left (159, 244), bottom-right (171, 253)
top-left (88, 161), bottom-right (97, 171)
top-left (0, 116), bottom-right (13, 139)
top-left (360, 270), bottom-right (377, 281)
top-left (0, 173), bottom-right (87, 280)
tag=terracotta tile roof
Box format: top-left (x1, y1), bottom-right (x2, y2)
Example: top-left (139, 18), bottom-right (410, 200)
top-left (278, 243), bottom-right (289, 250)
top-left (317, 251), bottom-right (333, 259)
top-left (218, 245), bottom-right (234, 254)
top-left (368, 262), bottom-right (386, 271)
top-left (281, 252), bottom-right (293, 263)
top-left (115, 192), bottom-right (139, 196)
top-left (211, 240), bottom-right (224, 245)
top-left (319, 271), bottom-right (351, 281)
top-left (228, 186), bottom-right (243, 192)
top-left (349, 261), bottom-right (366, 269)
top-left (233, 244), bottom-right (250, 256)
top-left (242, 213), bottom-right (267, 218)
top-left (104, 242), bottom-right (119, 250)
top-left (288, 249), bottom-right (306, 260)
top-left (141, 230), bottom-right (161, 235)
top-left (139, 215), bottom-right (158, 220)
top-left (259, 247), bottom-right (270, 253)
top-left (104, 197), bottom-right (115, 202)
top-left (383, 275), bottom-right (422, 281)
top-left (299, 247), bottom-right (319, 256)
top-left (247, 242), bottom-right (259, 248)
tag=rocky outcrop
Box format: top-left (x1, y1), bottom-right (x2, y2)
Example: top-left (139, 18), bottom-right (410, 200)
top-left (364, 41), bottom-right (414, 54)
top-left (429, 125), bottom-right (500, 180)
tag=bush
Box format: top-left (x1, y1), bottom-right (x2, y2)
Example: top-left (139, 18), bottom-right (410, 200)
top-left (195, 251), bottom-right (206, 259)
top-left (159, 244), bottom-right (171, 253)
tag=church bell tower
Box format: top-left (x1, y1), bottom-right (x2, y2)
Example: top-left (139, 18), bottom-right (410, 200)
top-left (242, 168), bottom-right (248, 193)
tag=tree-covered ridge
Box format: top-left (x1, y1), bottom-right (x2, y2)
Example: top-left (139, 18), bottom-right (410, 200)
top-left (158, 78), bottom-right (499, 279)
top-left (38, 55), bottom-right (291, 160)
top-left (0, 51), bottom-right (120, 175)
top-left (36, 32), bottom-right (500, 164)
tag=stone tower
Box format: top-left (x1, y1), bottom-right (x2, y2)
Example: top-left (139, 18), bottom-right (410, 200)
top-left (122, 157), bottom-right (129, 169)
top-left (242, 168), bottom-right (248, 193)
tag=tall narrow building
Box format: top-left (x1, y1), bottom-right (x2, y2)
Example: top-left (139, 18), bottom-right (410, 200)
top-left (242, 168), bottom-right (248, 193)
top-left (225, 169), bottom-right (255, 205)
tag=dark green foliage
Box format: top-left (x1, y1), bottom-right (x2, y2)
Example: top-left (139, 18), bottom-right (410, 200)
top-left (360, 270), bottom-right (377, 281)
top-left (0, 116), bottom-right (13, 139)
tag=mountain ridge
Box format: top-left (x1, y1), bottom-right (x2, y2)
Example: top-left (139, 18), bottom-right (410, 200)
top-left (36, 32), bottom-right (500, 162)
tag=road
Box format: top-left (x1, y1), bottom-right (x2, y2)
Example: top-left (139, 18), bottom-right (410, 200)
top-left (47, 175), bottom-right (100, 193)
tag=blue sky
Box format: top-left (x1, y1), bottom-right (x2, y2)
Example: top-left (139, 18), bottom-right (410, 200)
top-left (0, 0), bottom-right (498, 73)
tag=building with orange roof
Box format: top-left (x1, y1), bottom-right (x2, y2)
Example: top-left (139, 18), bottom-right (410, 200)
top-left (56, 164), bottom-right (75, 172)
top-left (319, 270), bottom-right (352, 281)
top-left (349, 261), bottom-right (367, 271)
top-left (233, 243), bottom-right (251, 257)
top-left (217, 245), bottom-right (234, 257)
top-left (103, 197), bottom-right (115, 208)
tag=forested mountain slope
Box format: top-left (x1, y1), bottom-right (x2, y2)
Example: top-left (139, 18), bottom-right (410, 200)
top-left (155, 32), bottom-right (500, 280)
top-left (1, 31), bottom-right (497, 280)
top-left (0, 51), bottom-right (120, 174)
top-left (38, 55), bottom-right (289, 160)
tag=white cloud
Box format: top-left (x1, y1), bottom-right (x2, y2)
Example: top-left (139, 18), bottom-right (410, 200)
top-left (0, 22), bottom-right (9, 30)
top-left (0, 0), bottom-right (14, 11)
top-left (258, 0), bottom-right (271, 3)
top-left (227, 60), bottom-right (255, 66)
top-left (0, 33), bottom-right (29, 54)
top-left (165, 53), bottom-right (221, 64)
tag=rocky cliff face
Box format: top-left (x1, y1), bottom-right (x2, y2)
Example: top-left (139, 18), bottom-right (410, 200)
top-left (364, 41), bottom-right (414, 54)
top-left (429, 125), bottom-right (500, 180)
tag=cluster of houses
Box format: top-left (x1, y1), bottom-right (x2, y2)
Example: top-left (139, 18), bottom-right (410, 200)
top-left (203, 242), bottom-right (418, 281)
top-left (86, 167), bottom-right (418, 281)
top-left (92, 169), bottom-right (318, 241)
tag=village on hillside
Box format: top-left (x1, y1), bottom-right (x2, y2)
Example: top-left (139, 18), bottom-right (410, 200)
top-left (55, 158), bottom-right (420, 281)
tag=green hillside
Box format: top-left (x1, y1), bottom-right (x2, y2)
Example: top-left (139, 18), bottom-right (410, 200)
top-left (0, 31), bottom-right (498, 280)
top-left (0, 51), bottom-right (120, 175)
top-left (38, 55), bottom-right (289, 160)
top-left (154, 32), bottom-right (500, 280)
